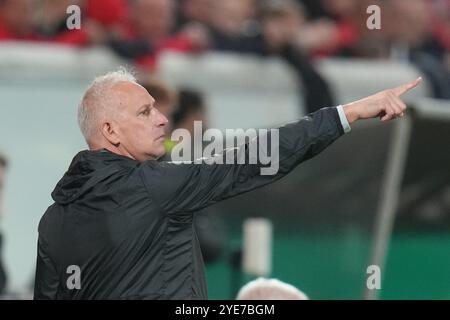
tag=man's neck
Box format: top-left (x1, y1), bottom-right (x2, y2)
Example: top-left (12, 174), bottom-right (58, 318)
top-left (89, 143), bottom-right (137, 161)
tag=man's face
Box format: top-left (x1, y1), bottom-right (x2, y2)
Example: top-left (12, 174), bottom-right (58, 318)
top-left (110, 82), bottom-right (169, 162)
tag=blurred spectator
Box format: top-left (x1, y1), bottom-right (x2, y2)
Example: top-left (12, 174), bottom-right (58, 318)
top-left (297, 0), bottom-right (327, 21)
top-left (176, 0), bottom-right (212, 27)
top-left (1, 0), bottom-right (447, 99)
top-left (387, 0), bottom-right (435, 54)
top-left (85, 0), bottom-right (127, 27)
top-left (236, 278), bottom-right (309, 300)
top-left (260, 0), bottom-right (305, 53)
top-left (131, 0), bottom-right (174, 45)
top-left (197, 0), bottom-right (263, 53)
top-left (208, 0), bottom-right (258, 37)
top-left (312, 0), bottom-right (361, 56)
top-left (295, 0), bottom-right (389, 58)
top-left (178, 0), bottom-right (336, 112)
top-left (260, 0), bottom-right (336, 112)
top-left (173, 89), bottom-right (208, 136)
top-left (385, 0), bottom-right (450, 99)
top-left (0, 153), bottom-right (8, 296)
top-left (109, 0), bottom-right (207, 71)
top-left (430, 0), bottom-right (450, 70)
top-left (0, 0), bottom-right (39, 41)
top-left (35, 0), bottom-right (120, 46)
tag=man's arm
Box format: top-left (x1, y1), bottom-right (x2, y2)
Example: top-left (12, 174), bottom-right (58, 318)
top-left (140, 78), bottom-right (423, 215)
top-left (33, 237), bottom-right (60, 300)
top-left (141, 106), bottom-right (345, 215)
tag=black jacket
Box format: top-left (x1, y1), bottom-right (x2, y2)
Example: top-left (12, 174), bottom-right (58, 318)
top-left (34, 107), bottom-right (345, 300)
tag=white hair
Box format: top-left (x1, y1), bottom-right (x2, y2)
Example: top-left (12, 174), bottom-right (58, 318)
top-left (236, 278), bottom-right (309, 300)
top-left (78, 67), bottom-right (137, 143)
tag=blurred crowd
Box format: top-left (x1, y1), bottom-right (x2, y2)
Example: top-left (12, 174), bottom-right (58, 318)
top-left (0, 0), bottom-right (449, 100)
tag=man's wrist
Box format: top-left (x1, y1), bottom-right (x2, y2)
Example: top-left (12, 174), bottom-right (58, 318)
top-left (342, 103), bottom-right (360, 124)
top-left (336, 105), bottom-right (352, 134)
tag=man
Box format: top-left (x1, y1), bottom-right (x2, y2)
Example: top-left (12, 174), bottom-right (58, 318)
top-left (0, 154), bottom-right (8, 295)
top-left (33, 68), bottom-right (422, 299)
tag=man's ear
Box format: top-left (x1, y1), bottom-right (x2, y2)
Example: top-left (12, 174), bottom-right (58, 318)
top-left (101, 122), bottom-right (120, 146)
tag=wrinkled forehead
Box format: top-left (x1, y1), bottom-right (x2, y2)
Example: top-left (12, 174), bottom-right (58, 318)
top-left (110, 82), bottom-right (156, 112)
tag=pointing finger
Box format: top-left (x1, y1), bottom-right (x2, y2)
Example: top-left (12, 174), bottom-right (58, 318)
top-left (392, 77), bottom-right (423, 96)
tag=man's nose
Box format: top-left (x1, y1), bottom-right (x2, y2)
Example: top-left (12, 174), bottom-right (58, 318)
top-left (154, 109), bottom-right (169, 126)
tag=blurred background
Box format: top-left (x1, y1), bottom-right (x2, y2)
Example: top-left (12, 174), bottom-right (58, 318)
top-left (0, 0), bottom-right (449, 300)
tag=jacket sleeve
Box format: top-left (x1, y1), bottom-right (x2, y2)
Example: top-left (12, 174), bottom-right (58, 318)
top-left (33, 236), bottom-right (60, 300)
top-left (140, 107), bottom-right (345, 215)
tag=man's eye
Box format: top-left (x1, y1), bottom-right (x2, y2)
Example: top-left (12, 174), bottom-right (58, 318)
top-left (141, 109), bottom-right (150, 116)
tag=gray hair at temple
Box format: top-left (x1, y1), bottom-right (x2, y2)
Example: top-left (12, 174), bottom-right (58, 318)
top-left (236, 278), bottom-right (309, 300)
top-left (78, 67), bottom-right (137, 144)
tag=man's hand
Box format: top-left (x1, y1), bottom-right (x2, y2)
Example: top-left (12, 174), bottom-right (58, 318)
top-left (343, 77), bottom-right (423, 124)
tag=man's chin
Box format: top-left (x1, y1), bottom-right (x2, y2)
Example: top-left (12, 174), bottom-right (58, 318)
top-left (155, 151), bottom-right (166, 160)
top-left (154, 147), bottom-right (167, 160)
top-left (139, 148), bottom-right (166, 162)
